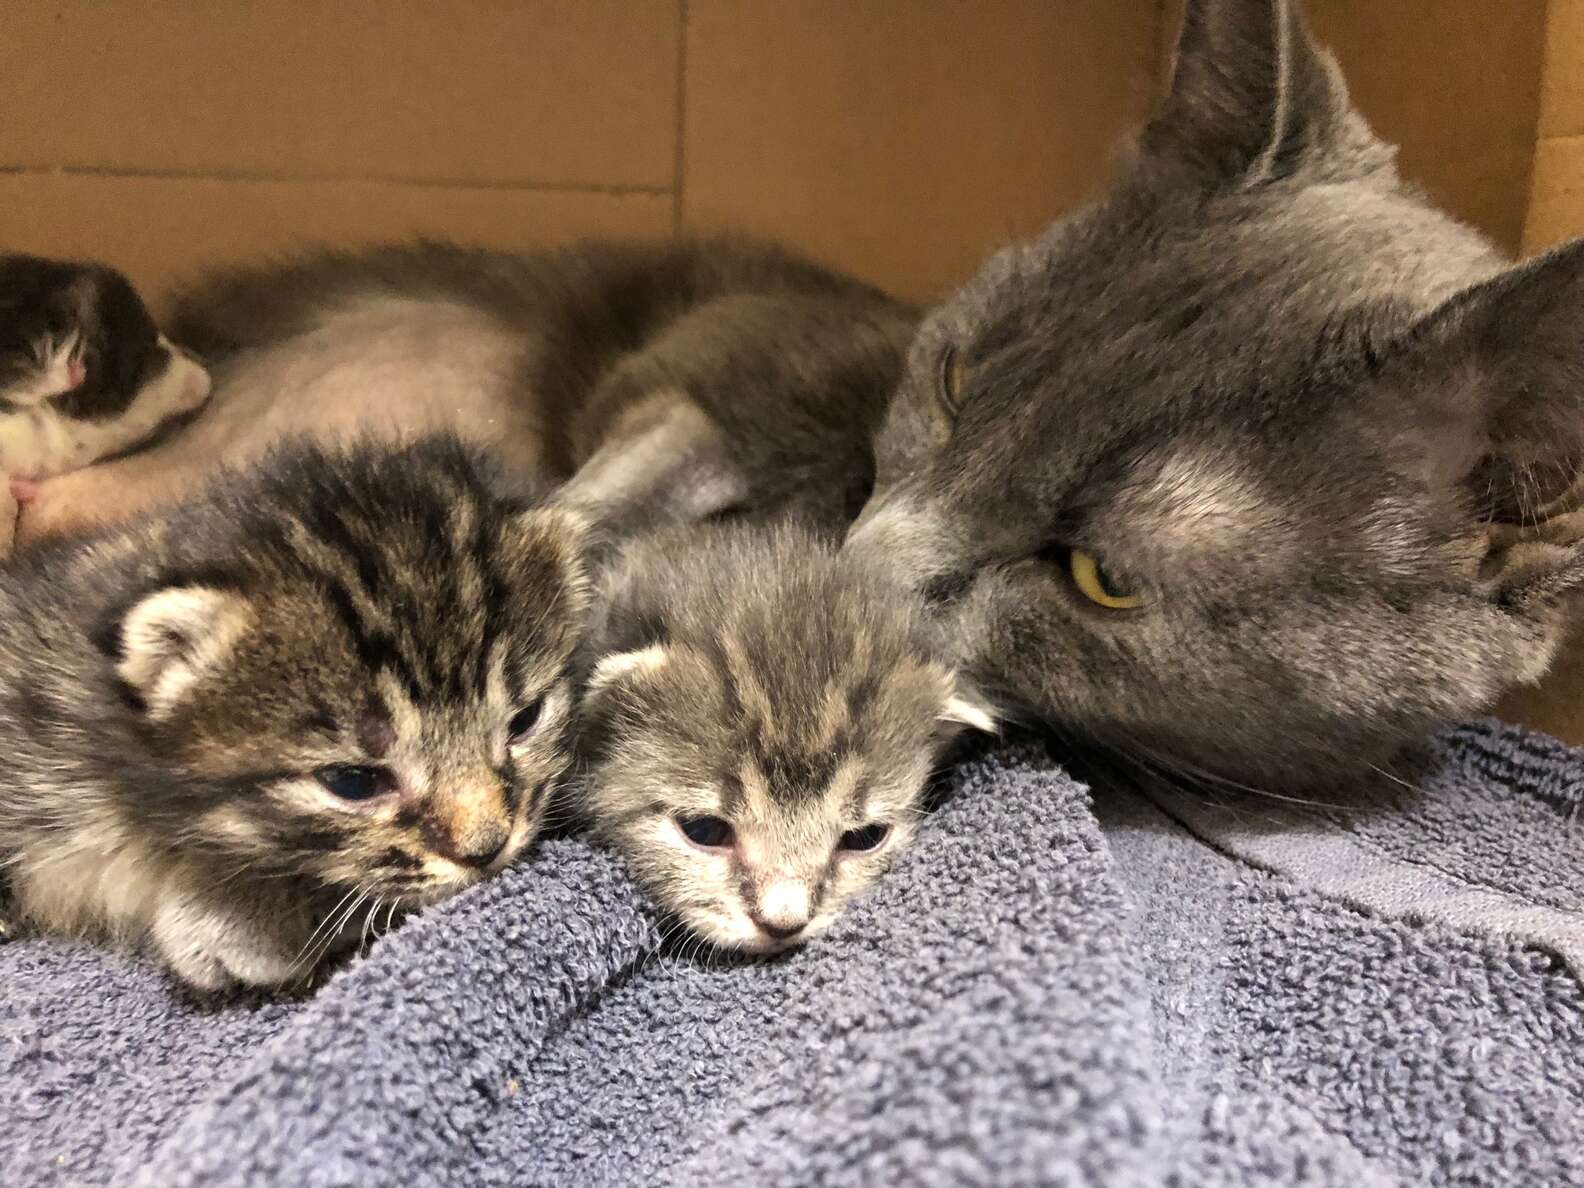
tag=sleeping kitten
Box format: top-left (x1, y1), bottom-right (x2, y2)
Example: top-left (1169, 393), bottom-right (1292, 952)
top-left (15, 238), bottom-right (913, 547)
top-left (0, 435), bottom-right (587, 989)
top-left (574, 523), bottom-right (994, 953)
top-left (0, 255), bottom-right (211, 545)
top-left (847, 0), bottom-right (1584, 791)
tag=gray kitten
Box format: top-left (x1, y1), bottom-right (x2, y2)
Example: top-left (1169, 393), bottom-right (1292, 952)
top-left (0, 436), bottom-right (587, 989)
top-left (574, 523), bottom-right (993, 953)
top-left (19, 237), bottom-right (915, 546)
top-left (848, 0), bottom-right (1584, 790)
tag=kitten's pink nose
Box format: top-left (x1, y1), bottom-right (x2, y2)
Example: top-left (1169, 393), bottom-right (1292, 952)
top-left (751, 879), bottom-right (812, 941)
top-left (423, 777), bottom-right (512, 870)
top-left (423, 817), bottom-right (509, 869)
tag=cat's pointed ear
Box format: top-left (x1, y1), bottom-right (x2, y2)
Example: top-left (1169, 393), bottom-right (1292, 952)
top-left (1395, 239), bottom-right (1584, 604)
top-left (110, 586), bottom-right (253, 718)
top-left (1140, 0), bottom-right (1373, 186)
top-left (502, 505), bottom-right (595, 619)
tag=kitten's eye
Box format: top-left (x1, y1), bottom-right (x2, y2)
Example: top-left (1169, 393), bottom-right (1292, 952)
top-left (1067, 548), bottom-right (1147, 610)
top-left (507, 698), bottom-right (545, 746)
top-left (314, 764), bottom-right (396, 802)
top-left (937, 344), bottom-right (967, 414)
top-left (676, 815), bottom-right (733, 849)
top-left (838, 823), bottom-right (891, 852)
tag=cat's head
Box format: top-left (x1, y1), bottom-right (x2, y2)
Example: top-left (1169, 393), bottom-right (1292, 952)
top-left (98, 437), bottom-right (589, 904)
top-left (848, 0), bottom-right (1584, 789)
top-left (577, 524), bottom-right (994, 952)
top-left (0, 254), bottom-right (209, 429)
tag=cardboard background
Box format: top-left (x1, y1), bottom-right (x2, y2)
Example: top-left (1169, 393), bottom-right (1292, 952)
top-left (0, 2), bottom-right (1553, 303)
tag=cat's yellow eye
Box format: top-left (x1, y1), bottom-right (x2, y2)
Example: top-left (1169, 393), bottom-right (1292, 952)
top-left (938, 345), bottom-right (967, 414)
top-left (1068, 549), bottom-right (1147, 610)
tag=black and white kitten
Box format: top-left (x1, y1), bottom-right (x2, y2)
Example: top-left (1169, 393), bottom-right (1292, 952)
top-left (0, 255), bottom-right (210, 544)
top-left (0, 435), bottom-right (587, 990)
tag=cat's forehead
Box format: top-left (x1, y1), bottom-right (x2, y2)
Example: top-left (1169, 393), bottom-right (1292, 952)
top-left (952, 201), bottom-right (1406, 397)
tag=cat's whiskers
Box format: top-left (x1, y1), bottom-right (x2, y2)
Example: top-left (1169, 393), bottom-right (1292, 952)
top-left (302, 884), bottom-right (372, 977)
top-left (290, 884), bottom-right (362, 974)
top-left (359, 894), bottom-right (385, 954)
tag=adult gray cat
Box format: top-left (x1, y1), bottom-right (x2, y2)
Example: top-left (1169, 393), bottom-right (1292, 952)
top-left (848, 0), bottom-right (1584, 791)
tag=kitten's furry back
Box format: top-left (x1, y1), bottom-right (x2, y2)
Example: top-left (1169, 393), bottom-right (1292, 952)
top-left (19, 237), bottom-right (917, 545)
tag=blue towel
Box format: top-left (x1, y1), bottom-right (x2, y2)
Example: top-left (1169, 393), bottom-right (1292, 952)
top-left (4, 722), bottom-right (1582, 1185)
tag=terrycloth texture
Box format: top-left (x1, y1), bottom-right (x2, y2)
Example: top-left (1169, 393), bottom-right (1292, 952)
top-left (3, 720), bottom-right (1582, 1186)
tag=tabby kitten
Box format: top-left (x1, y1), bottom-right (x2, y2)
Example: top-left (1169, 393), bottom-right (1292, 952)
top-left (0, 436), bottom-right (586, 989)
top-left (575, 523), bottom-right (994, 953)
top-left (848, 0), bottom-right (1584, 790)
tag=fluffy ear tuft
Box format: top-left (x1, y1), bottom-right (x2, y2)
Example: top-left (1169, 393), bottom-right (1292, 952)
top-left (939, 680), bottom-right (998, 736)
top-left (115, 587), bottom-right (252, 719)
top-left (587, 644), bottom-right (671, 699)
top-left (1140, 0), bottom-right (1380, 187)
top-left (1390, 239), bottom-right (1584, 603)
top-left (504, 505), bottom-right (595, 616)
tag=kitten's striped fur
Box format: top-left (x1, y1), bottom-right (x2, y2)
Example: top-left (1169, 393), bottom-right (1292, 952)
top-left (0, 435), bottom-right (587, 989)
top-left (574, 523), bottom-right (994, 953)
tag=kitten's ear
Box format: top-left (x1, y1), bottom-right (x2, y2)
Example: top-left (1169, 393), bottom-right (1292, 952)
top-left (502, 505), bottom-right (595, 618)
top-left (112, 586), bottom-right (252, 718)
top-left (587, 644), bottom-right (671, 699)
top-left (554, 398), bottom-right (750, 554)
top-left (1140, 0), bottom-right (1374, 186)
top-left (938, 676), bottom-right (998, 736)
top-left (1395, 240), bottom-right (1584, 604)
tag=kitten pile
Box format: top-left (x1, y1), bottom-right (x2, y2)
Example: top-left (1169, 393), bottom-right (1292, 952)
top-left (7, 0), bottom-right (1584, 990)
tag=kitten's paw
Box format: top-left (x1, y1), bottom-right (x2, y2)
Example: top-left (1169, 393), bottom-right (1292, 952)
top-left (151, 893), bottom-right (300, 991)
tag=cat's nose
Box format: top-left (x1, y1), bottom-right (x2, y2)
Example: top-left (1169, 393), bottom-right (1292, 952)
top-left (424, 817), bottom-right (510, 869)
top-left (424, 778), bottom-right (513, 869)
top-left (750, 915), bottom-right (807, 942)
top-left (845, 494), bottom-right (968, 598)
top-left (751, 879), bottom-right (812, 941)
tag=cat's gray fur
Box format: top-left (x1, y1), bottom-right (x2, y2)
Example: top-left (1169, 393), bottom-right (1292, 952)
top-left (847, 0), bottom-right (1584, 790)
top-left (19, 238), bottom-right (915, 546)
top-left (0, 435), bottom-right (587, 989)
top-left (573, 521), bottom-right (993, 952)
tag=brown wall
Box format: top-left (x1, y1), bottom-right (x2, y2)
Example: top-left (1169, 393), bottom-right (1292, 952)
top-left (0, 2), bottom-right (1552, 308)
top-left (1526, 0), bottom-right (1584, 252)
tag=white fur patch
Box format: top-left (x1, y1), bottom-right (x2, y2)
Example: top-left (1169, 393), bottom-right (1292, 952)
top-left (940, 690), bottom-right (998, 734)
top-left (589, 644), bottom-right (670, 695)
top-left (756, 878), bottom-right (812, 929)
